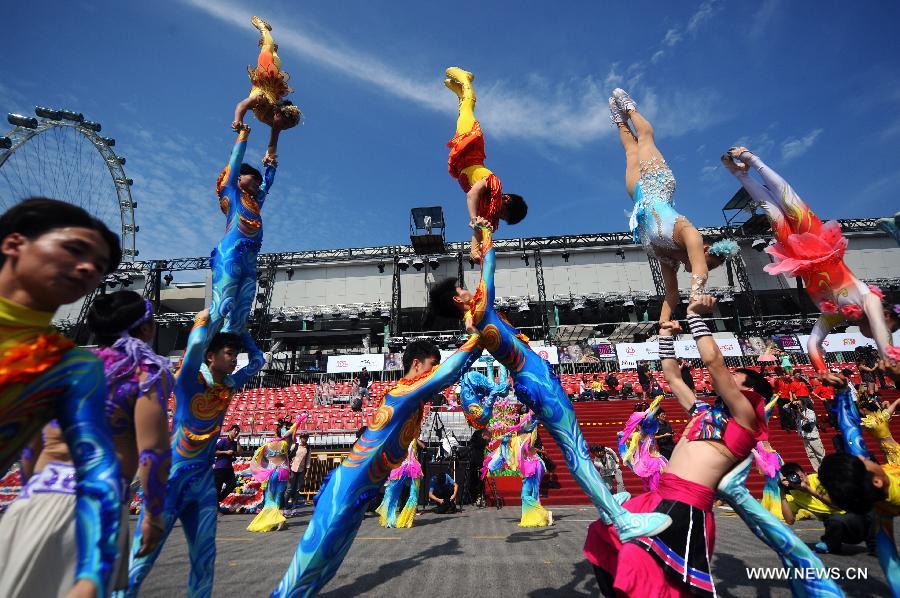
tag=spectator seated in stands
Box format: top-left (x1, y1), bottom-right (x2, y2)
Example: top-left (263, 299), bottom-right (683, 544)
top-left (591, 377), bottom-right (607, 400)
top-left (428, 472), bottom-right (458, 514)
top-left (780, 462), bottom-right (876, 555)
top-left (605, 372), bottom-right (620, 398)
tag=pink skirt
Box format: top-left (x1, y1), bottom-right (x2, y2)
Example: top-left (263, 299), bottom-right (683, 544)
top-left (583, 473), bottom-right (716, 597)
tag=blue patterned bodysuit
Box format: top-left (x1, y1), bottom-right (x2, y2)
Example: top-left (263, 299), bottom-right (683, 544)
top-left (0, 296), bottom-right (122, 595)
top-left (467, 227), bottom-right (670, 540)
top-left (126, 313), bottom-right (264, 597)
top-left (271, 338), bottom-right (482, 597)
top-left (211, 127), bottom-right (276, 334)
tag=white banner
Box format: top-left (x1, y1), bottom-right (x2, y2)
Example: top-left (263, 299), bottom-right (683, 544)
top-left (326, 353), bottom-right (385, 373)
top-left (797, 333), bottom-right (877, 353)
top-left (616, 343), bottom-right (659, 369)
top-left (440, 343), bottom-right (558, 366)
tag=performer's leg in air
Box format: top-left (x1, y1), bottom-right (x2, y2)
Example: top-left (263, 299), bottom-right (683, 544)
top-left (445, 67), bottom-right (527, 262)
top-left (611, 89), bottom-right (734, 322)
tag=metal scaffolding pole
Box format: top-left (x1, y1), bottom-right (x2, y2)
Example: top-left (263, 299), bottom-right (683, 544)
top-left (534, 249), bottom-right (550, 339)
top-left (390, 256), bottom-right (402, 337)
top-left (647, 255), bottom-right (666, 297)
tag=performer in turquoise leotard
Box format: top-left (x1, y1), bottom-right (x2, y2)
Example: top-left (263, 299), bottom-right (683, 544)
top-left (429, 221), bottom-right (669, 541)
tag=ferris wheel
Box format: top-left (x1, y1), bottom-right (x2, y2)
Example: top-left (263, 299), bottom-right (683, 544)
top-left (0, 107), bottom-right (138, 257)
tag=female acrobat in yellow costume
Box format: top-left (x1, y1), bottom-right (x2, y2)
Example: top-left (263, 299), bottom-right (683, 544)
top-left (233, 16), bottom-right (302, 165)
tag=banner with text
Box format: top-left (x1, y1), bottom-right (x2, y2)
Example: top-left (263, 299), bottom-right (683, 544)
top-left (796, 333), bottom-right (877, 353)
top-left (327, 353), bottom-right (385, 373)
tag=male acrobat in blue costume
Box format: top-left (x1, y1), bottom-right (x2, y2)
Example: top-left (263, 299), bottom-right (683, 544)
top-left (428, 220), bottom-right (671, 539)
top-left (125, 124), bottom-right (274, 598)
top-left (209, 123), bottom-right (277, 334)
top-left (271, 338), bottom-right (483, 596)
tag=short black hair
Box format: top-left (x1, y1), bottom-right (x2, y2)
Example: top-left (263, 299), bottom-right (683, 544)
top-left (87, 290), bottom-right (147, 346)
top-left (228, 424), bottom-right (241, 432)
top-left (503, 194), bottom-right (527, 225)
top-left (780, 462), bottom-right (804, 478)
top-left (402, 339), bottom-right (440, 374)
top-left (206, 332), bottom-right (244, 361)
top-left (735, 368), bottom-right (774, 399)
top-left (0, 197), bottom-right (122, 273)
top-left (818, 453), bottom-right (885, 514)
top-left (240, 163), bottom-right (262, 182)
top-left (841, 368), bottom-right (854, 378)
top-left (429, 277), bottom-right (463, 320)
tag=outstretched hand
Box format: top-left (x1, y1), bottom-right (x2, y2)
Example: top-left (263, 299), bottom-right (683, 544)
top-left (687, 295), bottom-right (717, 315)
top-left (231, 121), bottom-right (251, 133)
top-left (262, 151), bottom-right (278, 167)
top-left (878, 358), bottom-right (900, 384)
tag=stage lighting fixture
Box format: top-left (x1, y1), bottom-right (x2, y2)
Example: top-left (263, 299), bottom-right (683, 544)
top-left (428, 256), bottom-right (440, 270)
top-left (518, 302), bottom-right (530, 313)
top-left (163, 273), bottom-right (174, 285)
top-left (751, 238), bottom-right (768, 252)
top-left (377, 263), bottom-right (385, 274)
top-left (615, 248), bottom-right (626, 260)
top-left (562, 251), bottom-right (570, 263)
top-left (468, 258), bottom-right (476, 268)
top-left (398, 257), bottom-right (409, 271)
top-left (623, 298), bottom-right (635, 308)
top-left (412, 257), bottom-right (425, 271)
top-left (303, 313), bottom-right (314, 323)
top-left (106, 280), bottom-right (118, 289)
top-left (380, 308), bottom-right (391, 321)
top-left (349, 312), bottom-right (360, 321)
top-left (286, 267), bottom-right (295, 280)
top-left (721, 293), bottom-right (734, 303)
top-left (573, 298), bottom-right (586, 311)
top-left (521, 253), bottom-right (529, 266)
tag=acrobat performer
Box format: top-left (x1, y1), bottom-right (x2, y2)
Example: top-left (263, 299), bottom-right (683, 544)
top-left (722, 146), bottom-right (898, 372)
top-left (445, 67), bottom-right (527, 263)
top-left (233, 16), bottom-right (301, 165)
top-left (608, 88), bottom-right (739, 322)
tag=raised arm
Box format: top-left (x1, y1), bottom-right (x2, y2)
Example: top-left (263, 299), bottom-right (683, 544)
top-left (233, 97), bottom-right (258, 129)
top-left (56, 352), bottom-right (122, 596)
top-left (222, 127), bottom-right (251, 192)
top-left (476, 222), bottom-right (496, 308)
top-left (179, 310), bottom-right (213, 383)
top-left (659, 262), bottom-right (680, 324)
top-left (807, 315), bottom-right (840, 374)
top-left (466, 179), bottom-right (488, 223)
top-left (133, 370), bottom-right (173, 557)
top-left (721, 150), bottom-right (776, 206)
top-left (686, 296), bottom-right (757, 430)
top-left (658, 322), bottom-right (699, 412)
top-left (258, 162), bottom-right (277, 197)
top-left (230, 331), bottom-right (266, 389)
top-left (418, 335), bottom-right (484, 397)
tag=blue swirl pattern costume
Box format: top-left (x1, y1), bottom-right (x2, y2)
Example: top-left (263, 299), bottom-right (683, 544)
top-left (628, 157), bottom-right (683, 267)
top-left (126, 314), bottom-right (264, 597)
top-left (271, 338), bottom-right (482, 597)
top-left (211, 127), bottom-right (276, 334)
top-left (459, 358), bottom-right (509, 428)
top-left (835, 386), bottom-right (900, 598)
top-left (0, 296), bottom-right (122, 594)
top-left (466, 227), bottom-right (670, 539)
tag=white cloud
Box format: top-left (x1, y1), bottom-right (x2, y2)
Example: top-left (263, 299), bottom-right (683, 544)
top-left (781, 128), bottom-right (823, 161)
top-left (650, 50), bottom-right (665, 64)
top-left (699, 164), bottom-right (721, 182)
top-left (687, 0), bottom-right (722, 35)
top-left (663, 28), bottom-right (682, 47)
top-left (184, 0), bottom-right (623, 148)
top-left (749, 0), bottom-right (779, 39)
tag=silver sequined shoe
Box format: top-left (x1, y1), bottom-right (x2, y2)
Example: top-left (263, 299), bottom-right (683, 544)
top-left (609, 97), bottom-right (626, 125)
top-left (612, 88), bottom-right (637, 114)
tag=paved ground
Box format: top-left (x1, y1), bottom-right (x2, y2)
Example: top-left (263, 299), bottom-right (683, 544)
top-left (136, 504), bottom-right (891, 597)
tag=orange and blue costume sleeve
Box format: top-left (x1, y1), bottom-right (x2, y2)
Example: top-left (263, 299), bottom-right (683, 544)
top-left (271, 337), bottom-right (482, 597)
top-left (447, 121), bottom-right (504, 231)
top-left (469, 226), bottom-right (670, 542)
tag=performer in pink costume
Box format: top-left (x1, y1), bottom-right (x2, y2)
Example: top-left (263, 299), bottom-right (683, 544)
top-left (723, 147), bottom-right (897, 372)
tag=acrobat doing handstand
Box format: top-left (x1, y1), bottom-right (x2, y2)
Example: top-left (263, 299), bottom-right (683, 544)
top-left (608, 88), bottom-right (739, 322)
top-left (445, 67), bottom-right (527, 263)
top-left (722, 146), bottom-right (898, 372)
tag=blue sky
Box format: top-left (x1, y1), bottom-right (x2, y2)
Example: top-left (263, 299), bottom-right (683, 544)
top-left (2, 0), bottom-right (899, 264)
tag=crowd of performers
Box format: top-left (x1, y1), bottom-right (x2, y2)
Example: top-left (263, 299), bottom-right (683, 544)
top-left (1, 13), bottom-right (900, 598)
